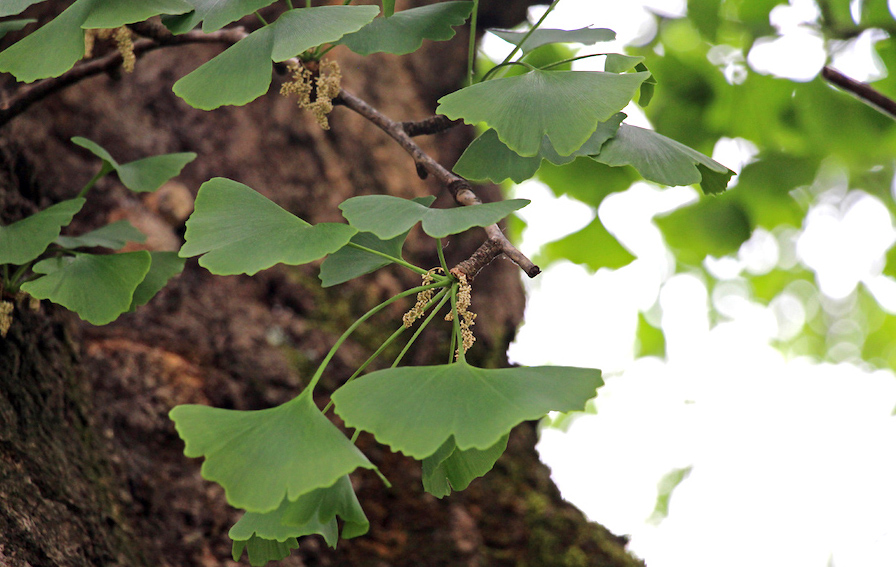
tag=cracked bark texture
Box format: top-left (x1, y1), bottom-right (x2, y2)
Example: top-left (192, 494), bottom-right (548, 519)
top-left (0, 1), bottom-right (645, 566)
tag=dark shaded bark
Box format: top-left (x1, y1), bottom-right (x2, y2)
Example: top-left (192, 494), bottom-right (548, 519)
top-left (0, 2), bottom-right (645, 566)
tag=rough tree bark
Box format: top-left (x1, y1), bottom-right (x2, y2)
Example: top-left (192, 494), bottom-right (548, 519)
top-left (0, 1), bottom-right (645, 565)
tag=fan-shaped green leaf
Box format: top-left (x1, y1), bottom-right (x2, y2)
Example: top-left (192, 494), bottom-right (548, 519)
top-left (231, 535), bottom-right (298, 567)
top-left (592, 124), bottom-right (733, 194)
top-left (604, 54), bottom-right (645, 73)
top-left (230, 475), bottom-right (367, 555)
top-left (0, 0), bottom-right (45, 17)
top-left (179, 177), bottom-right (356, 275)
top-left (115, 153), bottom-right (197, 192)
top-left (437, 70), bottom-right (649, 157)
top-left (129, 251), bottom-right (185, 310)
top-left (71, 137), bottom-right (196, 192)
top-left (270, 6), bottom-right (381, 61)
top-left (173, 27), bottom-right (275, 110)
top-left (173, 6), bottom-right (378, 109)
top-left (0, 19), bottom-right (35, 39)
top-left (453, 114), bottom-right (624, 184)
top-left (339, 195), bottom-right (528, 239)
top-left (55, 220), bottom-right (145, 250)
top-left (540, 217), bottom-right (635, 271)
top-left (422, 434), bottom-right (508, 498)
top-left (0, 0), bottom-right (191, 82)
top-left (488, 26), bottom-right (615, 53)
top-left (0, 198), bottom-right (85, 265)
top-left (21, 251), bottom-right (151, 325)
top-left (319, 197), bottom-right (434, 287)
top-left (340, 1), bottom-right (473, 55)
top-left (164, 0), bottom-right (276, 33)
top-left (81, 0), bottom-right (193, 28)
top-left (331, 362), bottom-right (602, 459)
top-left (170, 394), bottom-right (374, 513)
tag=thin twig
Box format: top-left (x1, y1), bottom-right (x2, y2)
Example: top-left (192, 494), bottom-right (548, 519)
top-left (334, 89), bottom-right (540, 279)
top-left (822, 66), bottom-right (896, 121)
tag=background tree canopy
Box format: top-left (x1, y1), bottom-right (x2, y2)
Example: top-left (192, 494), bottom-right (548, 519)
top-left (500, 1), bottom-right (896, 566)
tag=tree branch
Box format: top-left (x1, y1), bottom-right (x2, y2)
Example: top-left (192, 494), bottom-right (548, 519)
top-left (822, 66), bottom-right (896, 121)
top-left (0, 27), bottom-right (246, 129)
top-left (334, 89), bottom-right (540, 279)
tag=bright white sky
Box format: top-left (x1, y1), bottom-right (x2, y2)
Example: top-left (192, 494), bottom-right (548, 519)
top-left (483, 2), bottom-right (896, 566)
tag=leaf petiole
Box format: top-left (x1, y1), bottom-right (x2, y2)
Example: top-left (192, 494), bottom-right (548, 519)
top-left (480, 60), bottom-right (535, 82)
top-left (254, 11), bottom-right (268, 25)
top-left (323, 286), bottom-right (450, 414)
top-left (436, 239), bottom-right (450, 274)
top-left (305, 281), bottom-right (446, 392)
top-left (540, 52), bottom-right (605, 71)
top-left (393, 287), bottom-right (451, 367)
top-left (492, 0), bottom-right (560, 79)
top-left (466, 0), bottom-right (479, 85)
top-left (77, 162), bottom-right (115, 199)
top-left (346, 241), bottom-right (433, 277)
top-left (448, 282), bottom-right (465, 363)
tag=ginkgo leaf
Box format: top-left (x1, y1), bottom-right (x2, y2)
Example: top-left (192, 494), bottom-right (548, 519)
top-left (604, 53), bottom-right (645, 73)
top-left (422, 434), bottom-right (508, 498)
top-left (437, 70), bottom-right (649, 157)
top-left (339, 195), bottom-right (528, 240)
top-left (488, 26), bottom-right (615, 53)
top-left (163, 0), bottom-right (276, 34)
top-left (169, 393), bottom-right (375, 513)
top-left (179, 177), bottom-right (356, 276)
top-left (173, 6), bottom-right (378, 109)
top-left (592, 124), bottom-right (734, 195)
top-left (319, 196), bottom-right (434, 287)
top-left (231, 535), bottom-right (298, 567)
top-left (129, 251), bottom-right (185, 310)
top-left (340, 1), bottom-right (473, 55)
top-left (0, 198), bottom-right (85, 265)
top-left (55, 220), bottom-right (145, 249)
top-left (230, 475), bottom-right (368, 553)
top-left (0, 19), bottom-right (35, 39)
top-left (331, 362), bottom-right (602, 459)
top-left (540, 217), bottom-right (635, 271)
top-left (21, 251), bottom-right (152, 325)
top-left (80, 0), bottom-right (194, 29)
top-left (71, 137), bottom-right (196, 193)
top-left (453, 114), bottom-right (624, 184)
top-left (0, 0), bottom-right (191, 82)
top-left (0, 0), bottom-right (45, 18)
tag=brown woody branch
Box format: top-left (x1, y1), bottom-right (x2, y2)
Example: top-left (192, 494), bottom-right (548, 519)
top-left (822, 66), bottom-right (896, 121)
top-left (333, 89), bottom-right (540, 280)
top-left (401, 114), bottom-right (460, 137)
top-left (0, 26), bottom-right (246, 129)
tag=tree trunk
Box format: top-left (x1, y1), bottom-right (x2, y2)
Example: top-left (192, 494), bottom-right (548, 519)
top-left (0, 2), bottom-right (644, 566)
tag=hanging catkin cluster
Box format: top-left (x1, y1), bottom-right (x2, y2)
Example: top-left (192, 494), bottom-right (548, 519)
top-left (445, 273), bottom-right (476, 359)
top-left (84, 27), bottom-right (135, 73)
top-left (0, 301), bottom-right (12, 338)
top-left (403, 268), bottom-right (442, 328)
top-left (280, 59), bottom-right (342, 130)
